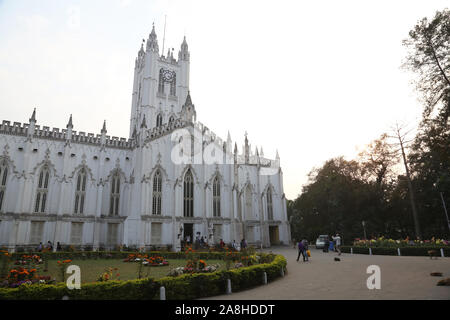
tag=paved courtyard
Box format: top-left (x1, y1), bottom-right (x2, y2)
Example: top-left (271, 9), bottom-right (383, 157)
top-left (204, 246), bottom-right (450, 300)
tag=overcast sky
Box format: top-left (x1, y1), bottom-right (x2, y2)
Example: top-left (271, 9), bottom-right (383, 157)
top-left (0, 0), bottom-right (448, 199)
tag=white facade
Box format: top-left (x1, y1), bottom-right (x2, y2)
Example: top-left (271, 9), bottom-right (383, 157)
top-left (0, 26), bottom-right (290, 252)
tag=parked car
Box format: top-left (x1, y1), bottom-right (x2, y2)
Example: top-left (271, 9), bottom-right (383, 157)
top-left (315, 235), bottom-right (329, 249)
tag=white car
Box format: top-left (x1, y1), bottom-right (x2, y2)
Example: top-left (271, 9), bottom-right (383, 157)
top-left (315, 235), bottom-right (329, 249)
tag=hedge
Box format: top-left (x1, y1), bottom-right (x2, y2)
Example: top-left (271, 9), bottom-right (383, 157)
top-left (341, 246), bottom-right (450, 257)
top-left (8, 251), bottom-right (227, 261)
top-left (0, 254), bottom-right (287, 300)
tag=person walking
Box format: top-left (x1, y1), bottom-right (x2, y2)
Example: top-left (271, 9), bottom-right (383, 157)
top-left (333, 233), bottom-right (342, 256)
top-left (37, 242), bottom-right (43, 252)
top-left (56, 242), bottom-right (62, 252)
top-left (324, 237), bottom-right (330, 253)
top-left (302, 238), bottom-right (309, 261)
top-left (296, 240), bottom-right (308, 262)
top-left (240, 239), bottom-right (248, 250)
top-left (328, 236), bottom-right (334, 252)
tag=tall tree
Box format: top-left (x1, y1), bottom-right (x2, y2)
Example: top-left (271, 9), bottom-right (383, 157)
top-left (358, 133), bottom-right (399, 189)
top-left (390, 123), bottom-right (421, 239)
top-left (403, 9), bottom-right (450, 116)
top-left (404, 8), bottom-right (450, 238)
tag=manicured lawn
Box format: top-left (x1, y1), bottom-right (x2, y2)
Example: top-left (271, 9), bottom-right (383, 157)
top-left (37, 259), bottom-right (225, 283)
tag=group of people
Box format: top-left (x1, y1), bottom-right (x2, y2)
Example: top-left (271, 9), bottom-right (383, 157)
top-left (296, 233), bottom-right (342, 262)
top-left (184, 235), bottom-right (208, 249)
top-left (183, 235), bottom-right (248, 251)
top-left (37, 241), bottom-right (62, 252)
top-left (230, 239), bottom-right (247, 251)
top-left (296, 238), bottom-right (309, 262)
top-left (322, 234), bottom-right (342, 255)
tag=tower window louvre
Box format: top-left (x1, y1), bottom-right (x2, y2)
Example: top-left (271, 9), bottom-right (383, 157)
top-left (152, 170), bottom-right (162, 215)
top-left (213, 176), bottom-right (221, 217)
top-left (183, 169), bottom-right (194, 217)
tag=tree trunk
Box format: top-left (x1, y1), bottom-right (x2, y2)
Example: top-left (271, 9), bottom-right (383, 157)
top-left (398, 135), bottom-right (421, 239)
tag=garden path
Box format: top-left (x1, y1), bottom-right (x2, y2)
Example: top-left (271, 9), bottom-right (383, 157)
top-left (202, 246), bottom-right (450, 300)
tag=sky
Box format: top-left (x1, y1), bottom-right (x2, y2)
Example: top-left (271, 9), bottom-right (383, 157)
top-left (0, 0), bottom-right (448, 200)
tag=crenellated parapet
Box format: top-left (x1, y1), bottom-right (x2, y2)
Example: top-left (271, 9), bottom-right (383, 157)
top-left (0, 119), bottom-right (133, 150)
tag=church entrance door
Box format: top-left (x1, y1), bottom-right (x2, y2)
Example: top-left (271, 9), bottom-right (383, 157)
top-left (184, 223), bottom-right (193, 245)
top-left (269, 226), bottom-right (279, 245)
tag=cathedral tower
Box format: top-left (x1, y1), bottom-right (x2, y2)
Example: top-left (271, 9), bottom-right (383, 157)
top-left (129, 24), bottom-right (190, 138)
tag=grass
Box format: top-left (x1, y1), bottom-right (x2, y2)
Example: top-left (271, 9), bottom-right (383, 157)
top-left (36, 259), bottom-right (225, 283)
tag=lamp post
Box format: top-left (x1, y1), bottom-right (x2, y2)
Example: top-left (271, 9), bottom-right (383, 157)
top-left (362, 221), bottom-right (367, 240)
top-left (439, 192), bottom-right (450, 233)
top-left (435, 176), bottom-right (450, 234)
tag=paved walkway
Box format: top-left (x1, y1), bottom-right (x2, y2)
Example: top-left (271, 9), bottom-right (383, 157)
top-left (203, 246), bottom-right (450, 300)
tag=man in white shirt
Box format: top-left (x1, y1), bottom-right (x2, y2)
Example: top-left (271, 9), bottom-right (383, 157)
top-left (333, 234), bottom-right (342, 256)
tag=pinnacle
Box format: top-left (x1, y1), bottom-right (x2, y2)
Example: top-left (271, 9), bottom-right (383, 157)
top-left (29, 108), bottom-right (36, 123)
top-left (66, 114), bottom-right (73, 128)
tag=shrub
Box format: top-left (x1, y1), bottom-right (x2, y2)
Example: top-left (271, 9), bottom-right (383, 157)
top-left (0, 254), bottom-right (287, 300)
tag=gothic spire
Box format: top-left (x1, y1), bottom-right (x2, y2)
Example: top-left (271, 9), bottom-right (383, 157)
top-left (178, 36), bottom-right (190, 61)
top-left (184, 90), bottom-right (193, 106)
top-left (29, 108), bottom-right (36, 123)
top-left (139, 40), bottom-right (145, 55)
top-left (244, 131), bottom-right (249, 164)
top-left (180, 91), bottom-right (196, 123)
top-left (276, 149), bottom-right (280, 160)
top-left (146, 22), bottom-right (159, 53)
top-left (101, 120), bottom-right (107, 134)
top-left (66, 114), bottom-right (73, 128)
top-left (140, 114), bottom-right (147, 128)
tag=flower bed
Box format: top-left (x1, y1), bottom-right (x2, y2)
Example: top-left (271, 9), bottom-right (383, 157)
top-left (123, 254), bottom-right (169, 267)
top-left (144, 256), bottom-right (169, 267)
top-left (0, 253), bottom-right (287, 300)
top-left (341, 246), bottom-right (450, 257)
top-left (352, 237), bottom-right (449, 248)
top-left (14, 255), bottom-right (43, 266)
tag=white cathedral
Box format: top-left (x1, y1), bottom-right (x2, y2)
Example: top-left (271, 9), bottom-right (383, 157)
top-left (0, 25), bottom-right (290, 252)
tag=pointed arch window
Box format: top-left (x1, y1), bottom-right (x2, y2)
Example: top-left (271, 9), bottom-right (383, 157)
top-left (74, 168), bottom-right (87, 214)
top-left (109, 172), bottom-right (120, 216)
top-left (245, 184), bottom-right (252, 220)
top-left (156, 113), bottom-right (163, 127)
top-left (170, 74), bottom-right (176, 96)
top-left (183, 169), bottom-right (194, 217)
top-left (0, 161), bottom-right (8, 212)
top-left (152, 170), bottom-right (162, 215)
top-left (267, 187), bottom-right (273, 220)
top-left (169, 116), bottom-right (175, 125)
top-left (213, 176), bottom-right (221, 217)
top-left (34, 166), bottom-right (50, 213)
top-left (158, 69), bottom-right (165, 94)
